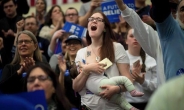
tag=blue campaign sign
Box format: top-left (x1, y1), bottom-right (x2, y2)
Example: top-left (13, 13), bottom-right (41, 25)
top-left (54, 39), bottom-right (62, 54)
top-left (62, 22), bottom-right (87, 38)
top-left (0, 90), bottom-right (47, 110)
top-left (101, 0), bottom-right (135, 23)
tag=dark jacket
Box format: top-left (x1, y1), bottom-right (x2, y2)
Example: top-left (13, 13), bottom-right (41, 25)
top-left (0, 0), bottom-right (29, 19)
top-left (37, 36), bottom-right (50, 62)
top-left (0, 47), bottom-right (12, 69)
top-left (55, 64), bottom-right (81, 109)
top-left (0, 15), bottom-right (23, 62)
top-left (0, 61), bottom-right (45, 94)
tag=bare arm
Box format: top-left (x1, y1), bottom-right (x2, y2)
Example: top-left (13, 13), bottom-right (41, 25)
top-left (115, 0), bottom-right (160, 59)
top-left (72, 71), bottom-right (89, 92)
top-left (14, 19), bottom-right (24, 46)
top-left (79, 0), bottom-right (101, 27)
top-left (79, 10), bottom-right (94, 27)
top-left (49, 30), bottom-right (65, 54)
top-left (116, 63), bottom-right (133, 93)
top-left (117, 63), bottom-right (133, 82)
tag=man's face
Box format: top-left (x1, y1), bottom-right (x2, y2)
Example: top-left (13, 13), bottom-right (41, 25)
top-left (24, 18), bottom-right (38, 35)
top-left (3, 0), bottom-right (17, 17)
top-left (65, 9), bottom-right (79, 24)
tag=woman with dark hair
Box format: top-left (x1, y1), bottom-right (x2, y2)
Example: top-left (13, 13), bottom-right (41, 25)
top-left (0, 30), bottom-right (43, 94)
top-left (39, 5), bottom-right (65, 41)
top-left (73, 11), bottom-right (133, 109)
top-left (125, 28), bottom-right (157, 110)
top-left (25, 63), bottom-right (73, 110)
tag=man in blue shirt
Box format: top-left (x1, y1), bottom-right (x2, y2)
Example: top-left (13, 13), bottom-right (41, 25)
top-left (150, 0), bottom-right (184, 80)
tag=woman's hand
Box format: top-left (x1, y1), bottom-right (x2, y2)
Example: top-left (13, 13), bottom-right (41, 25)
top-left (82, 63), bottom-right (106, 74)
top-left (131, 62), bottom-right (145, 84)
top-left (99, 85), bottom-right (119, 100)
top-left (17, 57), bottom-right (35, 75)
top-left (52, 30), bottom-right (65, 41)
top-left (22, 57), bottom-right (35, 72)
top-left (58, 55), bottom-right (66, 73)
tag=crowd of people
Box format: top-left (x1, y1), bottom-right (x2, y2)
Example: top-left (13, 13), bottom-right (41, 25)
top-left (0, 0), bottom-right (183, 110)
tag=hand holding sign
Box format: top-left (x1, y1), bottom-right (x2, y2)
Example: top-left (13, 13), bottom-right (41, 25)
top-left (62, 22), bottom-right (87, 38)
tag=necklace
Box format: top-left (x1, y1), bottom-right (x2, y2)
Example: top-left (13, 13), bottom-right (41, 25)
top-left (90, 45), bottom-right (100, 62)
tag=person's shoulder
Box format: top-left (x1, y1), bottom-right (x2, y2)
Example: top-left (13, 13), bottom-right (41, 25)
top-left (146, 54), bottom-right (156, 61)
top-left (41, 25), bottom-right (50, 29)
top-left (4, 64), bottom-right (13, 68)
top-left (77, 47), bottom-right (87, 53)
top-left (113, 42), bottom-right (124, 48)
top-left (3, 63), bottom-right (20, 70)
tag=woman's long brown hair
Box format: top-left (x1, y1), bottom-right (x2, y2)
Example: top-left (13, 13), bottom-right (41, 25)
top-left (86, 11), bottom-right (117, 63)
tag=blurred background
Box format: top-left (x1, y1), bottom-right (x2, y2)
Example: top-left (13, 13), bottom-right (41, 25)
top-left (25, 0), bottom-right (151, 17)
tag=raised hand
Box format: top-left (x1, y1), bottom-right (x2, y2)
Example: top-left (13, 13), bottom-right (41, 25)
top-left (52, 30), bottom-right (65, 41)
top-left (16, 19), bottom-right (25, 32)
top-left (58, 54), bottom-right (67, 73)
top-left (115, 0), bottom-right (126, 11)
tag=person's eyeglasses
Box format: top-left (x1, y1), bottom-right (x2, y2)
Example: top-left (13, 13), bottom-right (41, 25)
top-left (66, 40), bottom-right (81, 46)
top-left (65, 13), bottom-right (78, 17)
top-left (25, 23), bottom-right (37, 26)
top-left (88, 17), bottom-right (104, 22)
top-left (27, 75), bottom-right (51, 83)
top-left (17, 40), bottom-right (33, 45)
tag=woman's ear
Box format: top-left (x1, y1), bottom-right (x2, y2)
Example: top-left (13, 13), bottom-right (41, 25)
top-left (34, 43), bottom-right (38, 51)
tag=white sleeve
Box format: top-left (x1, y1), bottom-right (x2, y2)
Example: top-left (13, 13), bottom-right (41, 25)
top-left (121, 5), bottom-right (160, 59)
top-left (75, 48), bottom-right (86, 68)
top-left (79, 4), bottom-right (86, 16)
top-left (142, 66), bottom-right (157, 91)
top-left (114, 42), bottom-right (130, 63)
top-left (47, 45), bottom-right (54, 57)
top-left (39, 26), bottom-right (51, 41)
